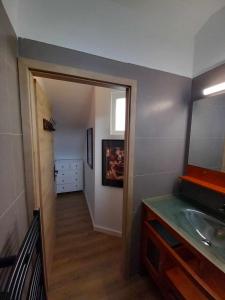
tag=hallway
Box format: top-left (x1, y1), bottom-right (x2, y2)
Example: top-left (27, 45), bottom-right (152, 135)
top-left (48, 192), bottom-right (161, 300)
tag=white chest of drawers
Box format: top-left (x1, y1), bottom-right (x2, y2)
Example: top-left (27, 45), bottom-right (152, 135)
top-left (55, 159), bottom-right (83, 193)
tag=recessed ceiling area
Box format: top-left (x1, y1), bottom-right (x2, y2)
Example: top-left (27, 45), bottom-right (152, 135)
top-left (36, 77), bottom-right (93, 129)
top-left (3, 0), bottom-right (225, 77)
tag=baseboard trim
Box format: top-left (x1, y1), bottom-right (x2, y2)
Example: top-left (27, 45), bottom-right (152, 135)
top-left (94, 225), bottom-right (122, 237)
top-left (83, 191), bottom-right (95, 226)
top-left (83, 191), bottom-right (122, 238)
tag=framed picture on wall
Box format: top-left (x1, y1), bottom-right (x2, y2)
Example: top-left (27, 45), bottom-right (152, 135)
top-left (102, 140), bottom-right (124, 188)
top-left (87, 128), bottom-right (93, 169)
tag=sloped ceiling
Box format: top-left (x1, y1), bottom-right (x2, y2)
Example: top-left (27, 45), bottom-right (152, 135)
top-left (36, 77), bottom-right (93, 129)
top-left (3, 0), bottom-right (225, 77)
top-left (193, 6), bottom-right (225, 76)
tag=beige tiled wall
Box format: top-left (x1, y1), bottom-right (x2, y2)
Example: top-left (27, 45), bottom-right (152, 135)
top-left (0, 0), bottom-right (28, 267)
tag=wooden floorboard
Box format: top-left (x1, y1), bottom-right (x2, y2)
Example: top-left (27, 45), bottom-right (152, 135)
top-left (48, 192), bottom-right (162, 300)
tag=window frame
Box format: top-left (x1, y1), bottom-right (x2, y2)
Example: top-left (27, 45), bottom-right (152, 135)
top-left (110, 91), bottom-right (126, 136)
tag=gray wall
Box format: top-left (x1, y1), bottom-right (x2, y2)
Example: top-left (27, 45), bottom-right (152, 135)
top-left (0, 1), bottom-right (28, 288)
top-left (18, 38), bottom-right (192, 272)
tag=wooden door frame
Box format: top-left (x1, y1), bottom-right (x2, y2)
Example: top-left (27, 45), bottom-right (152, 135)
top-left (18, 57), bottom-right (137, 278)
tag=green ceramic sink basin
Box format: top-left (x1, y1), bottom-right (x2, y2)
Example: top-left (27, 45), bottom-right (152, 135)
top-left (181, 209), bottom-right (225, 248)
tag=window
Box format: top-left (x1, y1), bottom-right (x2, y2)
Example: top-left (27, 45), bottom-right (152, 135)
top-left (111, 91), bottom-right (126, 135)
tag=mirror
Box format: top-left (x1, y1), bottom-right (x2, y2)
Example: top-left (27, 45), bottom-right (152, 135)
top-left (188, 94), bottom-right (225, 172)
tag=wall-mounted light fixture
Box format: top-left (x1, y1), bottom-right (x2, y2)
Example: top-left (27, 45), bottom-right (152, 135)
top-left (203, 82), bottom-right (225, 96)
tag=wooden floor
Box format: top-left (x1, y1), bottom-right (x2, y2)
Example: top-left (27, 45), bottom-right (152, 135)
top-left (48, 192), bottom-right (161, 300)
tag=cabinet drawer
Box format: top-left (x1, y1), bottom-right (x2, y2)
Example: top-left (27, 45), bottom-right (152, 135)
top-left (55, 161), bottom-right (70, 170)
top-left (56, 176), bottom-right (71, 184)
top-left (56, 183), bottom-right (82, 193)
top-left (56, 175), bottom-right (83, 185)
top-left (57, 170), bottom-right (80, 177)
top-left (69, 160), bottom-right (82, 170)
top-left (55, 160), bottom-right (83, 171)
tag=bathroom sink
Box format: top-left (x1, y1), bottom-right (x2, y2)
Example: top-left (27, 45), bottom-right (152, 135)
top-left (181, 209), bottom-right (225, 248)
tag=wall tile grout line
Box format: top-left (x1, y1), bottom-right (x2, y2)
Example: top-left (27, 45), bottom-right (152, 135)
top-left (135, 137), bottom-right (186, 140)
top-left (0, 132), bottom-right (23, 136)
top-left (134, 170), bottom-right (181, 177)
top-left (0, 190), bottom-right (25, 220)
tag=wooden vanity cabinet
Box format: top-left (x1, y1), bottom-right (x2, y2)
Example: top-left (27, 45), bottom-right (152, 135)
top-left (142, 203), bottom-right (225, 300)
top-left (142, 223), bottom-right (172, 286)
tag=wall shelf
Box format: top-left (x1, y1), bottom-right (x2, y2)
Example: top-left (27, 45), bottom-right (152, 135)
top-left (180, 165), bottom-right (225, 196)
top-left (180, 175), bottom-right (225, 196)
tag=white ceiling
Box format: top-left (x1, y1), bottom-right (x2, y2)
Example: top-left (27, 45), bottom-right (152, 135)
top-left (3, 0), bottom-right (225, 77)
top-left (193, 6), bottom-right (225, 76)
top-left (36, 77), bottom-right (93, 129)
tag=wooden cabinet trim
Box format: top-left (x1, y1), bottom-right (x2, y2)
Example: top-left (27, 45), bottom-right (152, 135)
top-left (180, 165), bottom-right (225, 196)
top-left (142, 204), bottom-right (225, 300)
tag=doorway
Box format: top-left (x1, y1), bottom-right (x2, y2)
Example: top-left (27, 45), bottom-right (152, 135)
top-left (18, 58), bottom-right (137, 289)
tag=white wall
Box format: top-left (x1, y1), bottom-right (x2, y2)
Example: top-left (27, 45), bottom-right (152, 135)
top-left (193, 6), bottom-right (225, 76)
top-left (54, 127), bottom-right (85, 160)
top-left (84, 86), bottom-right (125, 236)
top-left (84, 89), bottom-right (95, 220)
top-left (94, 87), bottom-right (124, 235)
